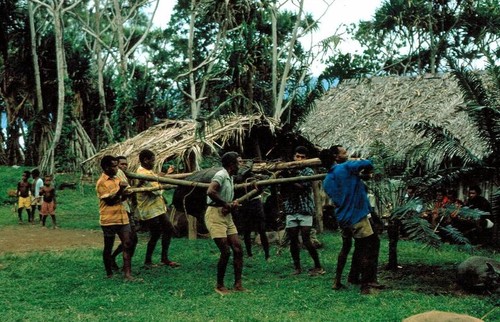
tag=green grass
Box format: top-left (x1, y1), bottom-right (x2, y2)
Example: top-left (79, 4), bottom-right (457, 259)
top-left (0, 167), bottom-right (498, 321)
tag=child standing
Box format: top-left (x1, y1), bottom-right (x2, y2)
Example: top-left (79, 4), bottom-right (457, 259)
top-left (17, 171), bottom-right (33, 224)
top-left (31, 168), bottom-right (44, 223)
top-left (40, 174), bottom-right (58, 229)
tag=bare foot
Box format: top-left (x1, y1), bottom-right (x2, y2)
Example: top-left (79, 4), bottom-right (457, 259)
top-left (214, 286), bottom-right (231, 296)
top-left (332, 281), bottom-right (346, 290)
top-left (233, 285), bottom-right (249, 292)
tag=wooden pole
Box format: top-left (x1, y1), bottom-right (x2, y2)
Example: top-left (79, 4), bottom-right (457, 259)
top-left (125, 173), bottom-right (327, 193)
top-left (312, 180), bottom-right (324, 233)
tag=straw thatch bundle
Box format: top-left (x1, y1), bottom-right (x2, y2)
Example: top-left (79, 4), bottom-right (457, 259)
top-left (82, 115), bottom-right (277, 174)
top-left (301, 73), bottom-right (488, 159)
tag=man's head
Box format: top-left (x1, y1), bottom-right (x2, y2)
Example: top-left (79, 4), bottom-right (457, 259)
top-left (139, 149), bottom-right (155, 170)
top-left (319, 149), bottom-right (333, 168)
top-left (406, 185), bottom-right (417, 197)
top-left (22, 171), bottom-right (30, 181)
top-left (117, 155), bottom-right (128, 172)
top-left (221, 151), bottom-right (240, 175)
top-left (331, 145), bottom-right (348, 163)
top-left (293, 146), bottom-right (308, 161)
top-left (435, 188), bottom-right (445, 201)
top-left (469, 185), bottom-right (482, 199)
top-left (101, 155), bottom-right (119, 177)
top-left (32, 168), bottom-right (40, 178)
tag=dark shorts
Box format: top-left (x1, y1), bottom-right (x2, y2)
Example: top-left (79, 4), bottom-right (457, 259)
top-left (140, 213), bottom-right (173, 234)
top-left (238, 198), bottom-right (266, 229)
top-left (101, 224), bottom-right (131, 238)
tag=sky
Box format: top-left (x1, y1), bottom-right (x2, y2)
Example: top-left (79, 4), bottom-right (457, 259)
top-left (153, 0), bottom-right (384, 75)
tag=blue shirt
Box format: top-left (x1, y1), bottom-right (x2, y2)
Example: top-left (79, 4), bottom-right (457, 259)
top-left (322, 160), bottom-right (373, 227)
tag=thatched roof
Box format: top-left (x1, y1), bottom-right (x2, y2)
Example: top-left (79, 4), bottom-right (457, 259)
top-left (82, 115), bottom-right (277, 174)
top-left (301, 73), bottom-right (487, 158)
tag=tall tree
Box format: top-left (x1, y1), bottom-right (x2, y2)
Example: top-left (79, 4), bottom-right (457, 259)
top-left (0, 0), bottom-right (31, 165)
top-left (323, 0), bottom-right (500, 79)
top-left (31, 0), bottom-right (82, 174)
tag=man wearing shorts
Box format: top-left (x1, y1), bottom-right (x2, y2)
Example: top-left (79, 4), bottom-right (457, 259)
top-left (135, 149), bottom-right (179, 268)
top-left (205, 152), bottom-right (245, 295)
top-left (282, 146), bottom-right (324, 276)
top-left (321, 145), bottom-right (381, 294)
top-left (96, 155), bottom-right (134, 280)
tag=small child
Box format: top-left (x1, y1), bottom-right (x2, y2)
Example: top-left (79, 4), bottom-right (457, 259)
top-left (40, 174), bottom-right (58, 229)
top-left (17, 171), bottom-right (33, 224)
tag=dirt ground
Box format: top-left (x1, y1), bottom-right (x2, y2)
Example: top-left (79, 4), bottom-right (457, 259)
top-left (0, 225), bottom-right (102, 254)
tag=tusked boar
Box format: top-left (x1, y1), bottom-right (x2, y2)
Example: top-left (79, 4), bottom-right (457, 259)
top-left (457, 256), bottom-right (500, 293)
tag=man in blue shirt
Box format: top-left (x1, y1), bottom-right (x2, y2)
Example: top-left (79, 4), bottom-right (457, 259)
top-left (321, 145), bottom-right (381, 294)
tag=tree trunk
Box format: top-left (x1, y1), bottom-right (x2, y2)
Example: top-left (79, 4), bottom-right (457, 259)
top-left (93, 0), bottom-right (114, 146)
top-left (40, 6), bottom-right (66, 174)
top-left (29, 2), bottom-right (43, 114)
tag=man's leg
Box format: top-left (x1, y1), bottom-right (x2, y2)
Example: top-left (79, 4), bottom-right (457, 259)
top-left (228, 233), bottom-right (245, 291)
top-left (300, 226), bottom-right (323, 273)
top-left (117, 227), bottom-right (133, 279)
top-left (144, 218), bottom-right (160, 265)
top-left (333, 228), bottom-right (353, 289)
top-left (31, 205), bottom-right (37, 223)
top-left (102, 233), bottom-right (116, 277)
top-left (18, 207), bottom-right (23, 223)
top-left (287, 226), bottom-right (301, 274)
top-left (50, 215), bottom-right (57, 228)
top-left (159, 214), bottom-right (179, 266)
top-left (213, 237), bottom-right (231, 294)
top-left (387, 219), bottom-right (400, 270)
top-left (358, 233), bottom-right (381, 294)
top-left (110, 243), bottom-right (122, 271)
top-left (28, 207), bottom-right (34, 223)
top-left (257, 222), bottom-right (270, 260)
top-left (243, 228), bottom-right (253, 257)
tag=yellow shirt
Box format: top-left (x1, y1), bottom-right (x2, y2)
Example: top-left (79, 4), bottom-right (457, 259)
top-left (96, 173), bottom-right (129, 226)
top-left (135, 166), bottom-right (166, 221)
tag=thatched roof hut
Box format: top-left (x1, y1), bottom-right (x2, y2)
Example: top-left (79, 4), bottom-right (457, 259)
top-left (82, 115), bottom-right (280, 174)
top-left (301, 73), bottom-right (487, 159)
top-left (82, 114), bottom-right (320, 175)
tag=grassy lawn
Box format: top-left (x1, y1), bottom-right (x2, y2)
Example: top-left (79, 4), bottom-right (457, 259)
top-left (0, 167), bottom-right (498, 321)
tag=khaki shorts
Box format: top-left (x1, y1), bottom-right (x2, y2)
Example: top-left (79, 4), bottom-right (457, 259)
top-left (18, 196), bottom-right (32, 209)
top-left (205, 206), bottom-right (238, 239)
top-left (350, 216), bottom-right (374, 239)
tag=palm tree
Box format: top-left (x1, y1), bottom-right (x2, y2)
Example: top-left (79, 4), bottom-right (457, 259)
top-left (404, 65), bottom-right (500, 247)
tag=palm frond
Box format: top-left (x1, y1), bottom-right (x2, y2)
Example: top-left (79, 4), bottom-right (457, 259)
top-left (452, 68), bottom-right (500, 155)
top-left (452, 68), bottom-right (491, 108)
top-left (440, 204), bottom-right (487, 220)
top-left (412, 121), bottom-right (481, 169)
top-left (401, 217), bottom-right (442, 249)
top-left (439, 225), bottom-right (473, 251)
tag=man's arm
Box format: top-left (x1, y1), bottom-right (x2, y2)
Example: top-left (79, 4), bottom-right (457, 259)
top-left (207, 181), bottom-right (238, 215)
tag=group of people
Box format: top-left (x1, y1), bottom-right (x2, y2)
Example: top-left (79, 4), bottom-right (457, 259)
top-left (96, 145), bottom-right (381, 295)
top-left (422, 185), bottom-right (494, 245)
top-left (16, 169), bottom-right (57, 228)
